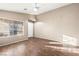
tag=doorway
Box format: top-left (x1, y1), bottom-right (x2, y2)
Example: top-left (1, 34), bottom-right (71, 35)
top-left (28, 21), bottom-right (33, 37)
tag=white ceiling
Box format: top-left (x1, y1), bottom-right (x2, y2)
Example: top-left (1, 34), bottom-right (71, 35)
top-left (0, 3), bottom-right (70, 15)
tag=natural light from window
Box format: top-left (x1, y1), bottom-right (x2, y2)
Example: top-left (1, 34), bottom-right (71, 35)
top-left (63, 35), bottom-right (77, 46)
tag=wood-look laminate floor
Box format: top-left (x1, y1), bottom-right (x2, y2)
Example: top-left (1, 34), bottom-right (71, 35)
top-left (0, 37), bottom-right (79, 56)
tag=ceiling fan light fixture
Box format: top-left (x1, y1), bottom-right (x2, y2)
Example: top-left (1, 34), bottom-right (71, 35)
top-left (33, 3), bottom-right (39, 12)
top-left (33, 7), bottom-right (38, 11)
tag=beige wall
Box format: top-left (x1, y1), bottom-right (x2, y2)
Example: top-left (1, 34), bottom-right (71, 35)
top-left (0, 10), bottom-right (35, 46)
top-left (34, 4), bottom-right (79, 45)
top-left (0, 21), bottom-right (9, 35)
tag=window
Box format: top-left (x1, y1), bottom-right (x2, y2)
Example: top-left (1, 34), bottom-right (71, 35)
top-left (0, 19), bottom-right (23, 37)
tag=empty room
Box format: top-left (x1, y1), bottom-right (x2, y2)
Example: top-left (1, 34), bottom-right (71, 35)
top-left (0, 3), bottom-right (79, 56)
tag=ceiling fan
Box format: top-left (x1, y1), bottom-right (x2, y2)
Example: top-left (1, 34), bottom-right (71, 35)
top-left (33, 3), bottom-right (39, 11)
